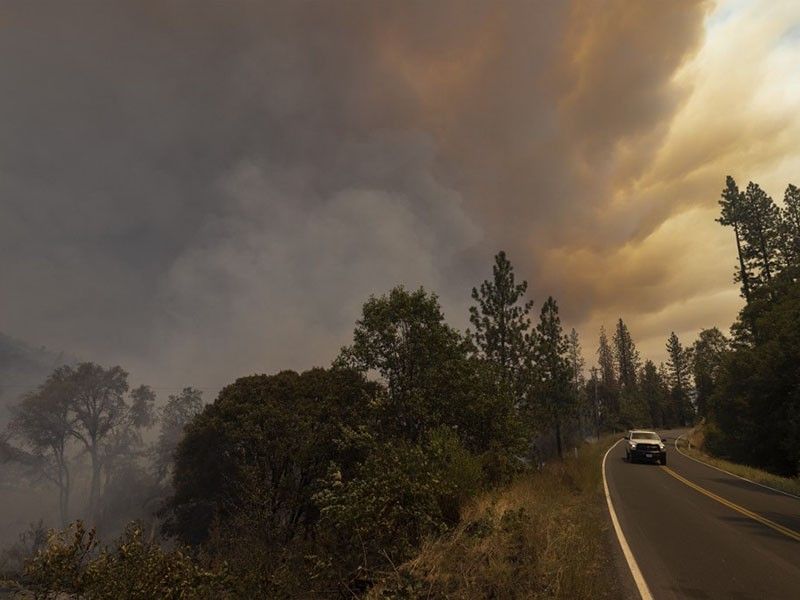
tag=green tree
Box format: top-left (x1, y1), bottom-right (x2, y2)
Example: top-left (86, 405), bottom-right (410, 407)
top-left (779, 183), bottom-right (800, 268)
top-left (741, 181), bottom-right (782, 291)
top-left (665, 333), bottom-right (693, 427)
top-left (612, 319), bottom-right (640, 390)
top-left (691, 327), bottom-right (729, 419)
top-left (612, 319), bottom-right (646, 427)
top-left (717, 176), bottom-right (753, 302)
top-left (338, 286), bottom-right (468, 442)
top-left (338, 286), bottom-right (526, 470)
top-left (468, 251), bottom-right (534, 407)
top-left (166, 368), bottom-right (378, 546)
top-left (638, 360), bottom-right (666, 429)
top-left (586, 367), bottom-right (601, 439)
top-left (567, 328), bottom-right (586, 391)
top-left (596, 327), bottom-right (619, 428)
top-left (567, 329), bottom-right (589, 435)
top-left (532, 297), bottom-right (574, 459)
top-left (656, 362), bottom-right (677, 427)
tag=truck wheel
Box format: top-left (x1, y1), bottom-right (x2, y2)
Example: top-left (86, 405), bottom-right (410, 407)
top-left (661, 455), bottom-right (667, 466)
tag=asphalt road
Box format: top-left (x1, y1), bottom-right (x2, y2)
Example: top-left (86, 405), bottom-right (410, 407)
top-left (604, 429), bottom-right (800, 600)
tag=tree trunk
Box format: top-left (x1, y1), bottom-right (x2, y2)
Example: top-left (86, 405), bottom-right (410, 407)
top-left (88, 448), bottom-right (101, 520)
top-left (733, 223), bottom-right (752, 303)
top-left (61, 459), bottom-right (71, 528)
top-left (555, 418), bottom-right (563, 459)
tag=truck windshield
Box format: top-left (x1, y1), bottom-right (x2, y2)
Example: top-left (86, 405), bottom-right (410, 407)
top-left (632, 432), bottom-right (660, 440)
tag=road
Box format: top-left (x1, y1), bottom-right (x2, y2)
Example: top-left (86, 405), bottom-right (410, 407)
top-left (604, 429), bottom-right (800, 600)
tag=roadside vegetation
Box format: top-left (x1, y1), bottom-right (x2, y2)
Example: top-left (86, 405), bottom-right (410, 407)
top-left (368, 436), bottom-right (621, 600)
top-left (680, 429), bottom-right (800, 498)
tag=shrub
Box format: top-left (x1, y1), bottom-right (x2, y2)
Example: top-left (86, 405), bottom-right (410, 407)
top-left (22, 521), bottom-right (232, 600)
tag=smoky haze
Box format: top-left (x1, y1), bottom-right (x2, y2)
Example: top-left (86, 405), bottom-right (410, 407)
top-left (2, 0), bottom-right (730, 394)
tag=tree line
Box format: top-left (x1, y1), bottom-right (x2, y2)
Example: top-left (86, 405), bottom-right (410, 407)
top-left (2, 251), bottom-right (721, 596)
top-left (705, 176), bottom-right (800, 475)
top-left (139, 252), bottom-right (719, 594)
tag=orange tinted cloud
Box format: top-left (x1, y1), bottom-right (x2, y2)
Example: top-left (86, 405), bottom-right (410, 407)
top-left (2, 0), bottom-right (797, 385)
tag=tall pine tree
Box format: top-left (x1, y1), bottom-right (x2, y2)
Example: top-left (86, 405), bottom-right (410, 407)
top-left (468, 251), bottom-right (534, 407)
top-left (613, 319), bottom-right (646, 427)
top-left (567, 328), bottom-right (589, 437)
top-left (639, 360), bottom-right (665, 428)
top-left (780, 183), bottom-right (800, 268)
top-left (596, 326), bottom-right (619, 427)
top-left (612, 319), bottom-right (641, 390)
top-left (533, 297), bottom-right (574, 459)
top-left (666, 332), bottom-right (693, 427)
top-left (741, 182), bottom-right (781, 291)
top-left (717, 176), bottom-right (753, 302)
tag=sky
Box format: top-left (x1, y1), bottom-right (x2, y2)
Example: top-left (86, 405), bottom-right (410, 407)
top-left (2, 0), bottom-right (799, 397)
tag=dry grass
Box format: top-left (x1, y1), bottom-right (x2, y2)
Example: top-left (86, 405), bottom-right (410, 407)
top-left (369, 437), bottom-right (622, 599)
top-left (680, 429), bottom-right (800, 498)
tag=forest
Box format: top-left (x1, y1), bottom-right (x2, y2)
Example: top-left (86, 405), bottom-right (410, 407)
top-left (1, 175), bottom-right (798, 598)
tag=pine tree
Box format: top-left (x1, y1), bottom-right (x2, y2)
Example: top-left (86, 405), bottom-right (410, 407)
top-left (468, 251), bottom-right (534, 407)
top-left (717, 176), bottom-right (753, 302)
top-left (533, 297), bottom-right (574, 459)
top-left (657, 362), bottom-right (675, 427)
top-left (597, 327), bottom-right (616, 387)
top-left (612, 319), bottom-right (641, 390)
top-left (666, 332), bottom-right (693, 427)
top-left (567, 329), bottom-right (589, 437)
top-left (596, 326), bottom-right (618, 426)
top-left (639, 360), bottom-right (665, 428)
top-left (567, 328), bottom-right (586, 390)
top-left (587, 367), bottom-right (601, 439)
top-left (779, 183), bottom-right (800, 269)
top-left (741, 182), bottom-right (782, 291)
top-left (613, 319), bottom-right (646, 427)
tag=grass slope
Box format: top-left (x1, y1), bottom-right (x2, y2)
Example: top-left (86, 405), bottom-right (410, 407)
top-left (369, 437), bottom-right (623, 599)
top-left (682, 428), bottom-right (800, 497)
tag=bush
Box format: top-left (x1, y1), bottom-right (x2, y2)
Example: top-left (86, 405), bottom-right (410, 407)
top-left (313, 430), bottom-right (485, 593)
top-left (22, 521), bottom-right (232, 600)
top-left (0, 520), bottom-right (48, 578)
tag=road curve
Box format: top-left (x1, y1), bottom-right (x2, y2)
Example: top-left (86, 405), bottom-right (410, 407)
top-left (604, 429), bottom-right (800, 600)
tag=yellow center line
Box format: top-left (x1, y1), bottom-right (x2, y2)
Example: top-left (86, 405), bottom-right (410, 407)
top-left (660, 466), bottom-right (800, 543)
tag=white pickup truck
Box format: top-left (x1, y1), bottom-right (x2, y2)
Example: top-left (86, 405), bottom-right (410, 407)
top-left (624, 430), bottom-right (667, 465)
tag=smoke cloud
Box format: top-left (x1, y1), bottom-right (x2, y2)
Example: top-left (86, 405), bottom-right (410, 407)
top-left (2, 0), bottom-right (798, 389)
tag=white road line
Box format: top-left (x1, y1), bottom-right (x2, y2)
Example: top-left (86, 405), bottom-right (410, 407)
top-left (602, 439), bottom-right (654, 600)
top-left (674, 434), bottom-right (800, 501)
